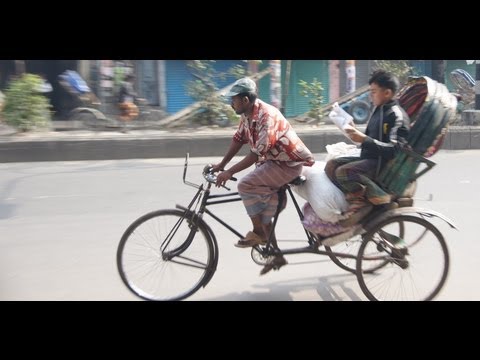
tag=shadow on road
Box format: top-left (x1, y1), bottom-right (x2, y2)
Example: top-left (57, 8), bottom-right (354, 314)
top-left (198, 272), bottom-right (364, 301)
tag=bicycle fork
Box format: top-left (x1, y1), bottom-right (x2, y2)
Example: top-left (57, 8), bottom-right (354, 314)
top-left (162, 185), bottom-right (207, 260)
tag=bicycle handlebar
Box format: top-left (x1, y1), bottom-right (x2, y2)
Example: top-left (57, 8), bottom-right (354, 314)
top-left (203, 164), bottom-right (237, 191)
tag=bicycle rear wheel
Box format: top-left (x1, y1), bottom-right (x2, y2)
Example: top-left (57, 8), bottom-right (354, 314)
top-left (117, 209), bottom-right (216, 301)
top-left (356, 215), bottom-right (449, 301)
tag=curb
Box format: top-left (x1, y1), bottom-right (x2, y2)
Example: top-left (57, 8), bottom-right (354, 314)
top-left (0, 126), bottom-right (479, 163)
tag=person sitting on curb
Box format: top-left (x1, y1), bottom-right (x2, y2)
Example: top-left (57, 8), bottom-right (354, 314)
top-left (213, 77), bottom-right (315, 275)
top-left (118, 74), bottom-right (139, 123)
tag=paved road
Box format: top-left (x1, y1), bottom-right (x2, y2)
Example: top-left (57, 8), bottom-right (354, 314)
top-left (0, 150), bottom-right (478, 300)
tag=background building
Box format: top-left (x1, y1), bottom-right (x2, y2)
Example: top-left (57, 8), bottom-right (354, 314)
top-left (1, 60), bottom-right (475, 120)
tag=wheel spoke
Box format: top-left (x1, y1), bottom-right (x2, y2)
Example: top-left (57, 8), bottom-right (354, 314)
top-left (169, 255), bottom-right (208, 270)
top-left (117, 210), bottom-right (215, 301)
top-left (357, 215), bottom-right (449, 301)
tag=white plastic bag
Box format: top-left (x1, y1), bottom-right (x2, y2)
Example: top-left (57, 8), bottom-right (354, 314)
top-left (293, 161), bottom-right (348, 223)
top-left (325, 142), bottom-right (361, 162)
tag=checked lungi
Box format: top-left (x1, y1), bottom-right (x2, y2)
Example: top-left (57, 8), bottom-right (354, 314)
top-left (325, 156), bottom-right (391, 205)
top-left (237, 160), bottom-right (303, 224)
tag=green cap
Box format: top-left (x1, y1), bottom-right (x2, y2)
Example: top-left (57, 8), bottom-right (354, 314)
top-left (225, 77), bottom-right (257, 97)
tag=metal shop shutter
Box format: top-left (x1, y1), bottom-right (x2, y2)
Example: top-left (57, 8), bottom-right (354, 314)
top-left (284, 60), bottom-right (330, 118)
top-left (165, 60), bottom-right (246, 114)
top-left (137, 60), bottom-right (159, 106)
top-left (410, 60), bottom-right (433, 78)
top-left (256, 60), bottom-right (330, 118)
top-left (165, 61), bottom-right (195, 114)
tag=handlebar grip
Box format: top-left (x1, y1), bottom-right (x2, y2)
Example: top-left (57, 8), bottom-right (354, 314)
top-left (218, 167), bottom-right (237, 181)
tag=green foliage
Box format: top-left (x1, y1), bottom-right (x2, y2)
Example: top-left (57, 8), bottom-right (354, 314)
top-left (2, 74), bottom-right (52, 132)
top-left (299, 78), bottom-right (324, 120)
top-left (228, 62), bottom-right (252, 78)
top-left (373, 60), bottom-right (416, 87)
top-left (186, 60), bottom-right (245, 127)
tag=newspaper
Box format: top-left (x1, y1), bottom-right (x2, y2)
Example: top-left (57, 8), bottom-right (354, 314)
top-left (328, 102), bottom-right (360, 145)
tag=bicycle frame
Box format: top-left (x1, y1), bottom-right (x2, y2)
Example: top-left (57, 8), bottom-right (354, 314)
top-left (178, 153), bottom-right (360, 261)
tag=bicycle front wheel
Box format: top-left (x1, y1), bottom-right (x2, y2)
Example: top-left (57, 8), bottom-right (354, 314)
top-left (117, 209), bottom-right (216, 301)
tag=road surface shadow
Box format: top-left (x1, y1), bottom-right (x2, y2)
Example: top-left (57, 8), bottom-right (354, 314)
top-left (196, 273), bottom-right (364, 301)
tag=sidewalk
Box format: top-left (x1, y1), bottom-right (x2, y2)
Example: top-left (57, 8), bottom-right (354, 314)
top-left (0, 121), bottom-right (479, 163)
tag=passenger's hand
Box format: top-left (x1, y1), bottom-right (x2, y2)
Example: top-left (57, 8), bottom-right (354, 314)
top-left (344, 125), bottom-right (366, 143)
top-left (215, 170), bottom-right (232, 187)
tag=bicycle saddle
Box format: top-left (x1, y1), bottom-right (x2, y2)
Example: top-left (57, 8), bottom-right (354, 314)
top-left (289, 176), bottom-right (306, 186)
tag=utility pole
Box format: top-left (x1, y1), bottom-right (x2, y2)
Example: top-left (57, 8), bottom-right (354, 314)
top-left (476, 60), bottom-right (480, 110)
top-left (346, 60), bottom-right (356, 93)
top-left (247, 60), bottom-right (258, 76)
top-left (269, 60), bottom-right (282, 110)
top-left (329, 60), bottom-right (340, 101)
top-left (281, 60), bottom-right (292, 115)
top-left (431, 60), bottom-right (445, 84)
top-left (14, 60), bottom-right (26, 75)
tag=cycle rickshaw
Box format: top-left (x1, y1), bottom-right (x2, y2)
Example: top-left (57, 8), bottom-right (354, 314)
top-left (116, 76), bottom-right (458, 301)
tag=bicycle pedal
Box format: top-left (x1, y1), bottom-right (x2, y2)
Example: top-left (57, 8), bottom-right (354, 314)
top-left (273, 257), bottom-right (288, 269)
top-left (259, 256), bottom-right (287, 275)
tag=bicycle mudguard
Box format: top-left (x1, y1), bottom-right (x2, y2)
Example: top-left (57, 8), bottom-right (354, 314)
top-left (363, 206), bottom-right (458, 233)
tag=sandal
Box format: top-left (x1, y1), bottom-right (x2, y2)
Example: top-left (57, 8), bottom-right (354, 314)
top-left (260, 255), bottom-right (288, 275)
top-left (234, 231), bottom-right (267, 248)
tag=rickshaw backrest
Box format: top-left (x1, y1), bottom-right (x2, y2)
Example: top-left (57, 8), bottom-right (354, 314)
top-left (377, 76), bottom-right (457, 197)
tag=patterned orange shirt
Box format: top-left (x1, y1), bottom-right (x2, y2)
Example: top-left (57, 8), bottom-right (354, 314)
top-left (233, 99), bottom-right (314, 166)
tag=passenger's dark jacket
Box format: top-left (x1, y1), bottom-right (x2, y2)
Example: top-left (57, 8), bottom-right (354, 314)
top-left (361, 99), bottom-right (410, 168)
